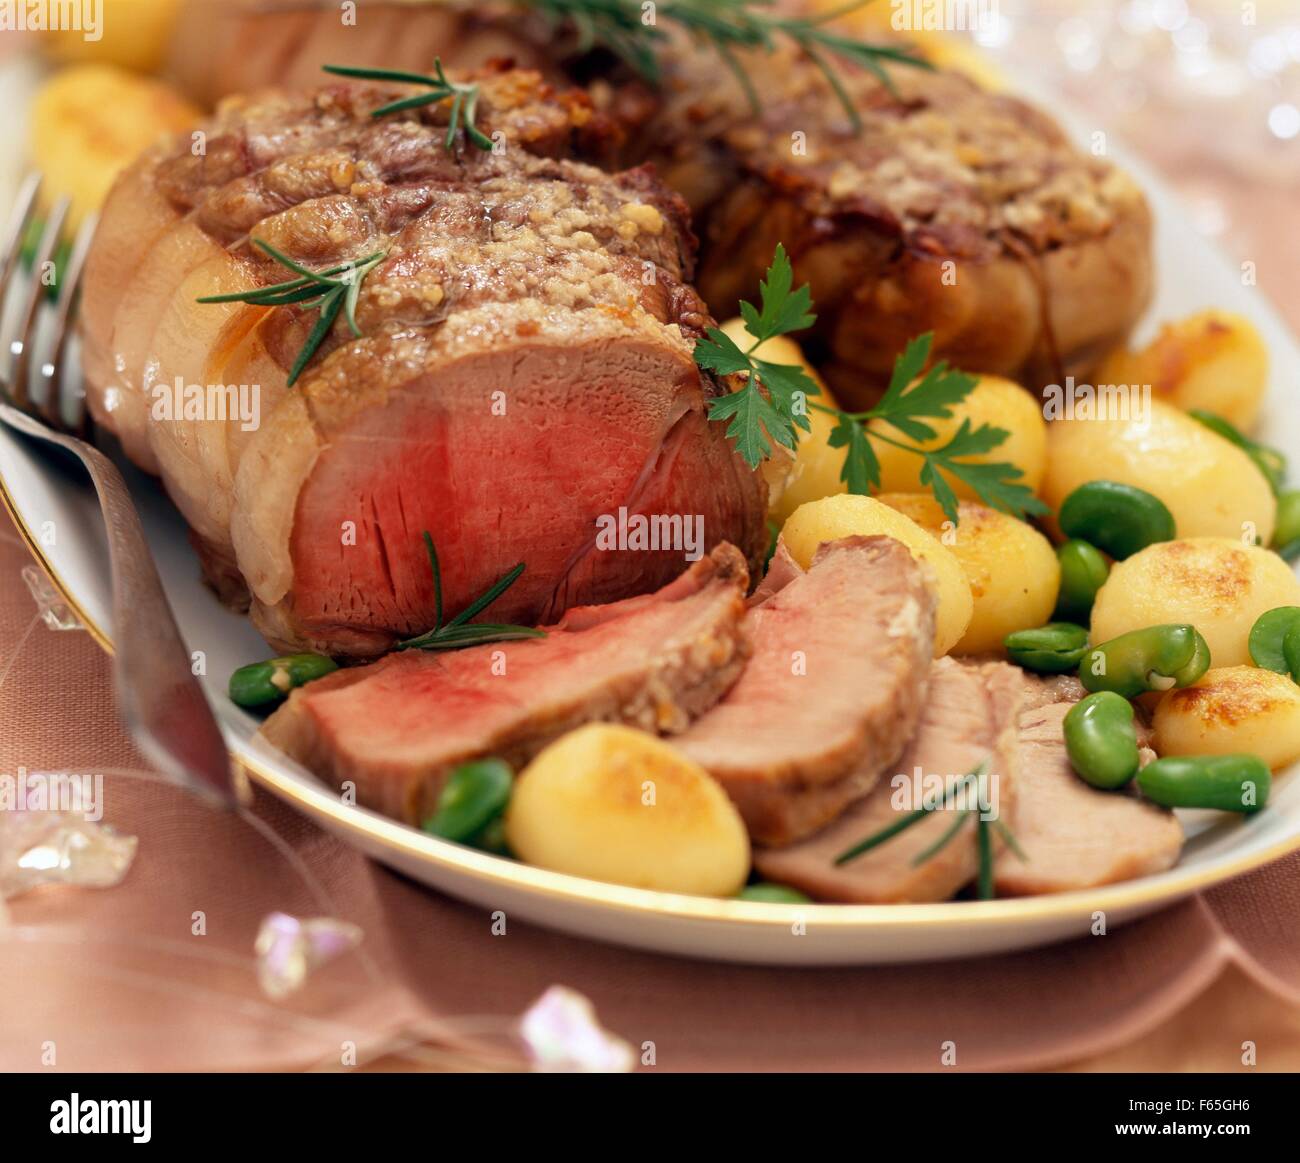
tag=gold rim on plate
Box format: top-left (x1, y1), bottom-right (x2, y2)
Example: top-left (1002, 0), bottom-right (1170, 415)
top-left (3, 464), bottom-right (1299, 936)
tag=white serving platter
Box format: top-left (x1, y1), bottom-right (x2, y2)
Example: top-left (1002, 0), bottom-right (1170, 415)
top-left (3, 79), bottom-right (1298, 965)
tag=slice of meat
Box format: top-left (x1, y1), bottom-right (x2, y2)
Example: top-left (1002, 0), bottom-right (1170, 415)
top-left (994, 701), bottom-right (1183, 895)
top-left (261, 545), bottom-right (750, 825)
top-left (673, 536), bottom-right (935, 846)
top-left (754, 658), bottom-right (1023, 902)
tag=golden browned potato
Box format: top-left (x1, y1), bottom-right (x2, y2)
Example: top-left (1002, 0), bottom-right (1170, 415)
top-left (505, 725), bottom-right (751, 896)
top-left (1091, 538), bottom-right (1300, 667)
top-left (40, 0), bottom-right (182, 74)
top-left (1095, 310), bottom-right (1269, 431)
top-left (781, 494), bottom-right (973, 655)
top-left (866, 374), bottom-right (1047, 500)
top-left (1043, 398), bottom-right (1276, 545)
top-left (878, 494), bottom-right (1059, 655)
top-left (29, 63), bottom-right (199, 228)
top-left (1154, 666), bottom-right (1300, 770)
top-left (717, 318), bottom-right (847, 524)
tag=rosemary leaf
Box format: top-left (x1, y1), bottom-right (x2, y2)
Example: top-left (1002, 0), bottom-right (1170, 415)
top-left (834, 761), bottom-right (986, 866)
top-left (976, 813), bottom-right (994, 900)
top-left (287, 289), bottom-right (344, 387)
top-left (395, 533), bottom-right (543, 653)
top-left (422, 530), bottom-right (444, 632)
top-left (523, 0), bottom-right (931, 125)
top-left (399, 625), bottom-right (546, 652)
top-left (446, 563), bottom-right (527, 628)
top-left (198, 243), bottom-right (386, 387)
top-left (992, 818), bottom-right (1027, 864)
top-left (323, 63), bottom-right (447, 86)
top-left (910, 809), bottom-right (973, 868)
top-left (322, 60), bottom-right (493, 152)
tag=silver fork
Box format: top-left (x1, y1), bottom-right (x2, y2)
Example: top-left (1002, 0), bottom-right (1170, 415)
top-left (0, 174), bottom-right (236, 807)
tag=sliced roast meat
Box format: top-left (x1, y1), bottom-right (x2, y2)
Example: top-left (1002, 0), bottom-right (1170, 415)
top-left (169, 1), bottom-right (1153, 403)
top-left (753, 658), bottom-right (1023, 901)
top-left (1019, 672), bottom-right (1087, 713)
top-left (261, 545), bottom-right (749, 824)
top-left (81, 67), bottom-right (766, 658)
top-left (675, 536), bottom-right (935, 845)
top-left (993, 701), bottom-right (1182, 896)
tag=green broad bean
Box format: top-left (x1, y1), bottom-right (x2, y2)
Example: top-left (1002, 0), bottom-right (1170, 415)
top-left (1272, 490), bottom-right (1300, 561)
top-left (228, 653), bottom-right (338, 708)
top-left (1063, 691), bottom-right (1141, 789)
top-left (1080, 624), bottom-right (1210, 698)
top-left (1053, 539), bottom-right (1110, 623)
top-left (1058, 481), bottom-right (1176, 560)
top-left (1136, 754), bottom-right (1271, 813)
top-left (737, 883), bottom-right (811, 904)
top-left (1004, 622), bottom-right (1090, 674)
top-left (1284, 623), bottom-right (1300, 685)
top-left (470, 815), bottom-right (514, 857)
top-left (1247, 607), bottom-right (1300, 674)
top-left (1188, 409), bottom-right (1287, 496)
top-left (422, 759), bottom-right (513, 843)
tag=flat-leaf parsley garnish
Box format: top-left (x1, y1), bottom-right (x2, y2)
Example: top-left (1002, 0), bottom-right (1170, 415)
top-left (695, 246), bottom-right (1049, 525)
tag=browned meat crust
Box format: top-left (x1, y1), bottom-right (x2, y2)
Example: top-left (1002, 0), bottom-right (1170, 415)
top-left (167, 2), bottom-right (1153, 403)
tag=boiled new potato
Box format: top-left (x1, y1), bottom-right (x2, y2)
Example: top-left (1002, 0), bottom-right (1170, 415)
top-left (781, 494), bottom-right (973, 655)
top-left (505, 725), bottom-right (750, 896)
top-left (1091, 538), bottom-right (1300, 668)
top-left (1095, 310), bottom-right (1269, 431)
top-left (717, 318), bottom-right (846, 524)
top-left (1043, 398), bottom-right (1276, 545)
top-left (878, 494), bottom-right (1059, 655)
top-left (866, 374), bottom-right (1047, 500)
top-left (1154, 666), bottom-right (1300, 770)
top-left (29, 64), bottom-right (199, 228)
top-left (39, 0), bottom-right (182, 74)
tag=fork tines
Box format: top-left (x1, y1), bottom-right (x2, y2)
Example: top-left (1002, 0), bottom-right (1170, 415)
top-left (0, 173), bottom-right (96, 433)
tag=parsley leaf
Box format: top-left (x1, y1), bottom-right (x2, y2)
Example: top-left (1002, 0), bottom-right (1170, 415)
top-left (693, 327), bottom-right (754, 378)
top-left (739, 243), bottom-right (816, 343)
top-left (707, 375), bottom-right (798, 465)
top-left (871, 338), bottom-right (980, 444)
top-left (913, 420), bottom-right (1050, 524)
top-left (827, 413), bottom-right (879, 495)
top-left (700, 246), bottom-right (821, 466)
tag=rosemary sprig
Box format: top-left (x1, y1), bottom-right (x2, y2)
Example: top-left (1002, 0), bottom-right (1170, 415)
top-left (323, 60), bottom-right (494, 151)
top-left (525, 0), bottom-right (930, 126)
top-left (911, 808), bottom-right (973, 867)
top-left (396, 532), bottom-right (546, 652)
top-left (834, 762), bottom-right (985, 866)
top-left (695, 246), bottom-right (1048, 525)
top-left (197, 240), bottom-right (386, 386)
top-left (833, 760), bottom-right (1022, 900)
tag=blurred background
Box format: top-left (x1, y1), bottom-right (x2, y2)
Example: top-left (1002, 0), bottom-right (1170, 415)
top-left (1, 0), bottom-right (1298, 328)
